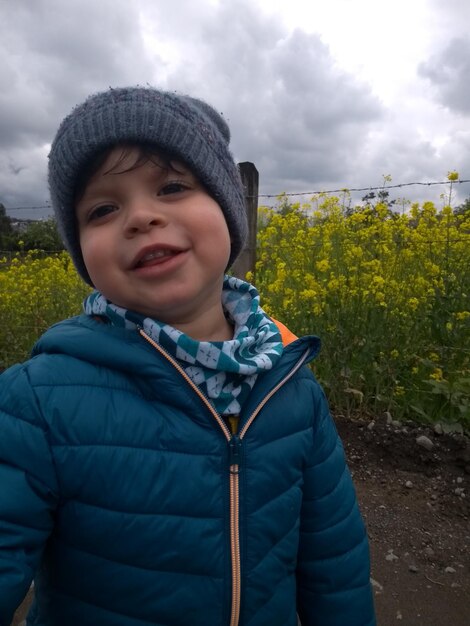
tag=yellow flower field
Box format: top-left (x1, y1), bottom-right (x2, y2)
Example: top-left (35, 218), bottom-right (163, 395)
top-left (0, 251), bottom-right (90, 368)
top-left (253, 196), bottom-right (470, 427)
top-left (1, 194), bottom-right (469, 427)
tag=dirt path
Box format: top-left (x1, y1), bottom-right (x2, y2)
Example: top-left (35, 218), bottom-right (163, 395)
top-left (12, 416), bottom-right (469, 626)
top-left (336, 414), bottom-right (470, 625)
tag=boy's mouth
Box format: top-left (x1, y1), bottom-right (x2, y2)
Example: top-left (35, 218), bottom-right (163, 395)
top-left (133, 246), bottom-right (183, 269)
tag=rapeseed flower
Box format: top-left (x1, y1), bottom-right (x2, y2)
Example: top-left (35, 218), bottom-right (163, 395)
top-left (254, 194), bottom-right (470, 426)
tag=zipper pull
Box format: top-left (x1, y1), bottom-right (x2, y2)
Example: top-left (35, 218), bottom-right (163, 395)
top-left (229, 436), bottom-right (242, 474)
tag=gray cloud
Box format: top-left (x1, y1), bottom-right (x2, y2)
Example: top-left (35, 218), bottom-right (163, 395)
top-left (1, 0), bottom-right (469, 217)
top-left (152, 2), bottom-right (384, 193)
top-left (0, 0), bottom-right (158, 214)
top-left (418, 37), bottom-right (470, 115)
top-left (0, 0), bottom-right (155, 149)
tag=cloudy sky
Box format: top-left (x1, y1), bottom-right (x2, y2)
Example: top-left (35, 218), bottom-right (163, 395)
top-left (1, 0), bottom-right (470, 220)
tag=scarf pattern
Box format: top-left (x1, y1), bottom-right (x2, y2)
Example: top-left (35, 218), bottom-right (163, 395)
top-left (84, 276), bottom-right (283, 415)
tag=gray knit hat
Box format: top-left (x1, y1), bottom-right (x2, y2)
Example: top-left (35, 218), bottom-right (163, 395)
top-left (48, 86), bottom-right (248, 285)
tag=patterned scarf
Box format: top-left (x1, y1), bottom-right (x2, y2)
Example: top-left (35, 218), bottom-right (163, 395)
top-left (84, 276), bottom-right (283, 415)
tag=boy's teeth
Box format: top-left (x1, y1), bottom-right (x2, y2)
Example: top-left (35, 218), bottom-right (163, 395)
top-left (143, 250), bottom-right (167, 261)
top-left (141, 249), bottom-right (173, 263)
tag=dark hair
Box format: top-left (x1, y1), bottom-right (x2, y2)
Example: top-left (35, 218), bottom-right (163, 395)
top-left (74, 143), bottom-right (186, 202)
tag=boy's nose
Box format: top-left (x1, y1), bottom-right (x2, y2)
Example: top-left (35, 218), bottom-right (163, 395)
top-left (124, 201), bottom-right (168, 236)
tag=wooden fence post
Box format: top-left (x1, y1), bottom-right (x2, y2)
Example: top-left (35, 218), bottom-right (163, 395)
top-left (231, 162), bottom-right (258, 280)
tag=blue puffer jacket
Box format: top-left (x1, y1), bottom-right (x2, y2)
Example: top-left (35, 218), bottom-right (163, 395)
top-left (0, 315), bottom-right (375, 626)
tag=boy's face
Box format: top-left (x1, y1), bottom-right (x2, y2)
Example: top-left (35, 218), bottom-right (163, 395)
top-left (76, 147), bottom-right (231, 331)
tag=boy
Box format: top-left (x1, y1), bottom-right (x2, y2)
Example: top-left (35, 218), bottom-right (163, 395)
top-left (0, 87), bottom-right (375, 625)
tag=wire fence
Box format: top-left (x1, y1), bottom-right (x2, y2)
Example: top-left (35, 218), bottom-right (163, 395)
top-left (4, 177), bottom-right (470, 212)
top-left (255, 178), bottom-right (470, 199)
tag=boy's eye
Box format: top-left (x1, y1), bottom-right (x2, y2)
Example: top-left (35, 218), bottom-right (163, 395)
top-left (158, 181), bottom-right (189, 196)
top-left (88, 204), bottom-right (117, 221)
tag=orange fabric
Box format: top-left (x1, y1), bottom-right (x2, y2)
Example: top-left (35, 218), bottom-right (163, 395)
top-left (271, 318), bottom-right (298, 347)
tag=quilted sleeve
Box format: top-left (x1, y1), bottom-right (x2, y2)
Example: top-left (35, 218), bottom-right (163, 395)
top-left (0, 364), bottom-right (59, 626)
top-left (296, 382), bottom-right (376, 626)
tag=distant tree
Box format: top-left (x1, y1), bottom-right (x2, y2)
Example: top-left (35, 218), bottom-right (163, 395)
top-left (275, 193), bottom-right (298, 216)
top-left (361, 189), bottom-right (396, 212)
top-left (0, 204), bottom-right (15, 249)
top-left (361, 174), bottom-right (396, 217)
top-left (17, 218), bottom-right (64, 251)
top-left (454, 197), bottom-right (470, 216)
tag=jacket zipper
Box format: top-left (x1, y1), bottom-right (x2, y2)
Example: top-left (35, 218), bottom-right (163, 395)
top-left (138, 328), bottom-right (310, 626)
